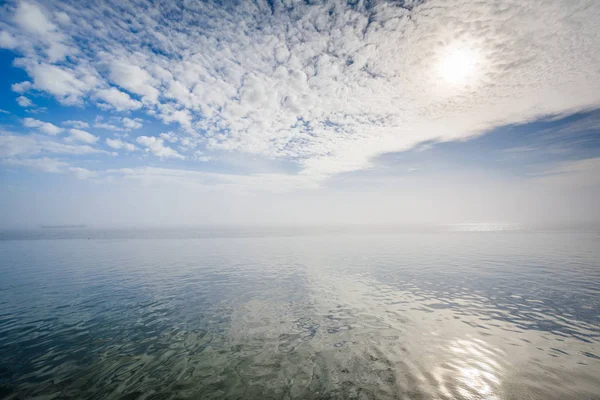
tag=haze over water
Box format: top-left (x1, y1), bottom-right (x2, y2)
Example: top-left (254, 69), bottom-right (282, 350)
top-left (1, 225), bottom-right (599, 399)
top-left (2, 0), bottom-right (600, 398)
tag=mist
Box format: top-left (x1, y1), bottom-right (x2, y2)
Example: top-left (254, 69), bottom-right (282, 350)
top-left (2, 160), bottom-right (598, 229)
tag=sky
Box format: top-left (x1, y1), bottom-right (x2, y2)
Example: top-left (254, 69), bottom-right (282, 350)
top-left (0, 0), bottom-right (599, 228)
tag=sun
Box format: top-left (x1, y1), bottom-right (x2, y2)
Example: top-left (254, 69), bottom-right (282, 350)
top-left (438, 47), bottom-right (479, 85)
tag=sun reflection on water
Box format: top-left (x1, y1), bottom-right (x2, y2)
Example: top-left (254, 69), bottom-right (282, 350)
top-left (433, 337), bottom-right (505, 399)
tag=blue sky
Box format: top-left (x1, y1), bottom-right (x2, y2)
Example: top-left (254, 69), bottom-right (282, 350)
top-left (1, 0), bottom-right (599, 227)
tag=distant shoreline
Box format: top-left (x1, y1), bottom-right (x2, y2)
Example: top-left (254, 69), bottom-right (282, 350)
top-left (40, 225), bottom-right (86, 229)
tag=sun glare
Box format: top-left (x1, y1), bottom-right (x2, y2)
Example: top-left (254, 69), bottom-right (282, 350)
top-left (438, 47), bottom-right (478, 85)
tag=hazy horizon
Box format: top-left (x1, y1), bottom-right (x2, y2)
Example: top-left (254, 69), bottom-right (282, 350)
top-left (1, 0), bottom-right (600, 227)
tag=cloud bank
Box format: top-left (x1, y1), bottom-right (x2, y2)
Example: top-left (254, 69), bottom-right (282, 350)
top-left (0, 0), bottom-right (598, 178)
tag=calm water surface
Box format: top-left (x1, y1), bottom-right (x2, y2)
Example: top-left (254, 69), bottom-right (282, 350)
top-left (1, 227), bottom-right (599, 399)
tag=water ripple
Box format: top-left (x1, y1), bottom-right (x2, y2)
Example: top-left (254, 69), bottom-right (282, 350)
top-left (0, 230), bottom-right (599, 398)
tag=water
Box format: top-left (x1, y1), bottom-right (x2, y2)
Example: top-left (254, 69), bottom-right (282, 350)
top-left (1, 227), bottom-right (599, 399)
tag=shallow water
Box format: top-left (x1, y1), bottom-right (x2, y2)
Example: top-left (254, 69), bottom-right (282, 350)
top-left (1, 228), bottom-right (599, 399)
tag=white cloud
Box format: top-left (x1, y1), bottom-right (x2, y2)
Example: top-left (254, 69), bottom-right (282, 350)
top-left (16, 61), bottom-right (97, 105)
top-left (41, 140), bottom-right (105, 155)
top-left (11, 81), bottom-right (32, 94)
top-left (0, 31), bottom-right (18, 49)
top-left (2, 157), bottom-right (68, 173)
top-left (23, 118), bottom-right (63, 135)
top-left (12, 1), bottom-right (72, 62)
top-left (13, 1), bottom-right (56, 36)
top-left (67, 129), bottom-right (98, 144)
top-left (54, 11), bottom-right (71, 25)
top-left (0, 138), bottom-right (99, 178)
top-left (62, 120), bottom-right (89, 129)
top-left (93, 121), bottom-right (123, 131)
top-left (17, 96), bottom-right (33, 107)
top-left (69, 167), bottom-right (96, 180)
top-left (155, 103), bottom-right (193, 128)
top-left (136, 136), bottom-right (185, 160)
top-left (121, 117), bottom-right (142, 130)
top-left (0, 132), bottom-right (107, 158)
top-left (93, 117), bottom-right (142, 131)
top-left (109, 60), bottom-right (159, 104)
top-left (95, 87), bottom-right (142, 111)
top-left (193, 151), bottom-right (211, 162)
top-left (0, 146), bottom-right (97, 179)
top-left (0, 134), bottom-right (38, 157)
top-left (1, 0), bottom-right (600, 180)
top-left (106, 137), bottom-right (136, 152)
top-left (14, 1), bottom-right (56, 36)
top-left (159, 132), bottom-right (178, 143)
